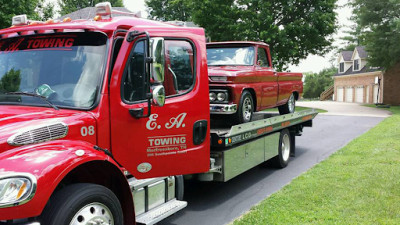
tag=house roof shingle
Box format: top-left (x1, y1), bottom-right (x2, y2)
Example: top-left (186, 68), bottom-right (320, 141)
top-left (59, 7), bottom-right (133, 20)
top-left (356, 46), bottom-right (368, 58)
top-left (335, 65), bottom-right (382, 76)
top-left (340, 51), bottom-right (353, 61)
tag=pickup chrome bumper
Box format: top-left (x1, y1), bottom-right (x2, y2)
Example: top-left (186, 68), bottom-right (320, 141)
top-left (210, 104), bottom-right (237, 114)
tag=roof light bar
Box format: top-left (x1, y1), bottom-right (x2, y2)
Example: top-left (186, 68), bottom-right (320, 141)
top-left (12, 15), bottom-right (28, 26)
top-left (96, 2), bottom-right (112, 17)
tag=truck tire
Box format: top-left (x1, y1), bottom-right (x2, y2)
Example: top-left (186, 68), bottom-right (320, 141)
top-left (278, 93), bottom-right (295, 115)
top-left (270, 129), bottom-right (292, 168)
top-left (40, 183), bottom-right (123, 225)
top-left (233, 90), bottom-right (253, 124)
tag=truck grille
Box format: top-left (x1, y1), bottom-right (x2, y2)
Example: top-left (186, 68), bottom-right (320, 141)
top-left (8, 122), bottom-right (68, 146)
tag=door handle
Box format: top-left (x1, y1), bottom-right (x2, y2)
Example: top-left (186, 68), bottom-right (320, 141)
top-left (193, 120), bottom-right (207, 145)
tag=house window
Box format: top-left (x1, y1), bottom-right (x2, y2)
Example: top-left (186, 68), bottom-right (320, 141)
top-left (354, 59), bottom-right (360, 71)
top-left (339, 62), bottom-right (344, 73)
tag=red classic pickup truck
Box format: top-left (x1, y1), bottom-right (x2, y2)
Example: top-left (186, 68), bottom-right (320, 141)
top-left (207, 41), bottom-right (303, 124)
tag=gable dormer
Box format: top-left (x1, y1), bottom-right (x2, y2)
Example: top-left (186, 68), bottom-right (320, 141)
top-left (337, 51), bottom-right (353, 73)
top-left (352, 46), bottom-right (368, 72)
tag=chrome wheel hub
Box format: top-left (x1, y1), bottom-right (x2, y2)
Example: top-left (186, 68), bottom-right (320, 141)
top-left (281, 134), bottom-right (290, 162)
top-left (70, 202), bottom-right (114, 225)
top-left (242, 97), bottom-right (252, 122)
top-left (288, 94), bottom-right (295, 113)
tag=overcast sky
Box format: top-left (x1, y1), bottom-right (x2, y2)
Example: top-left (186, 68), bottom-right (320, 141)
top-left (47, 0), bottom-right (354, 73)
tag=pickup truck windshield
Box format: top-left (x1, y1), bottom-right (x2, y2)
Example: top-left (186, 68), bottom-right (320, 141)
top-left (0, 32), bottom-right (107, 109)
top-left (207, 46), bottom-right (255, 66)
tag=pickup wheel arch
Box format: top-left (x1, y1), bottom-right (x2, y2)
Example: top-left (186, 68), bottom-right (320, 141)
top-left (243, 88), bottom-right (257, 111)
top-left (293, 91), bottom-right (299, 100)
top-left (42, 161), bottom-right (135, 225)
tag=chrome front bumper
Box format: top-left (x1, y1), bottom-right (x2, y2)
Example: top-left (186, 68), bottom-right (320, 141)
top-left (210, 104), bottom-right (237, 114)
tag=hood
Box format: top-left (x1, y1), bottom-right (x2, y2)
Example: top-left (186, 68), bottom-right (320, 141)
top-left (208, 65), bottom-right (255, 83)
top-left (0, 105), bottom-right (97, 154)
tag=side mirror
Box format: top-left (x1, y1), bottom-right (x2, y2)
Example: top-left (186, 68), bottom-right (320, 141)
top-left (152, 85), bottom-right (165, 106)
top-left (150, 38), bottom-right (165, 83)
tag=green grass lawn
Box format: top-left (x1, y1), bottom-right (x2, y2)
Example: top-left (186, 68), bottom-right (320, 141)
top-left (263, 106), bottom-right (327, 113)
top-left (234, 106), bottom-right (400, 225)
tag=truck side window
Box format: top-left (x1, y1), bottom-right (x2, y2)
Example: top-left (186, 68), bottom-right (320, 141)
top-left (257, 48), bottom-right (270, 67)
top-left (164, 40), bottom-right (195, 96)
top-left (123, 40), bottom-right (146, 102)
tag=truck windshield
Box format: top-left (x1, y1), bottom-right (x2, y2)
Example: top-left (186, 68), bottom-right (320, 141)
top-left (207, 46), bottom-right (255, 66)
top-left (0, 32), bottom-right (107, 109)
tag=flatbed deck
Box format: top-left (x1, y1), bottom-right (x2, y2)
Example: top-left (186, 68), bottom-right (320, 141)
top-left (210, 109), bottom-right (318, 148)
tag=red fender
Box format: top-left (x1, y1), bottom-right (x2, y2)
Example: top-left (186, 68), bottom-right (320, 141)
top-left (0, 140), bottom-right (126, 220)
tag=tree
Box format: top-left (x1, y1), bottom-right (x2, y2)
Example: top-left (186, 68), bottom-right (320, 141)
top-left (303, 67), bottom-right (335, 99)
top-left (350, 0), bottom-right (400, 69)
top-left (58, 0), bottom-right (124, 15)
top-left (0, 0), bottom-right (54, 29)
top-left (146, 0), bottom-right (192, 21)
top-left (146, 0), bottom-right (338, 71)
top-left (0, 69), bottom-right (21, 93)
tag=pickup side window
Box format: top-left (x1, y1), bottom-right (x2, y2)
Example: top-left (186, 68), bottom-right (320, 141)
top-left (164, 40), bottom-right (195, 96)
top-left (257, 47), bottom-right (270, 67)
top-left (122, 40), bottom-right (146, 102)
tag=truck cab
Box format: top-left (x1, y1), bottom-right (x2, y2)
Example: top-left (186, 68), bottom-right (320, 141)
top-left (0, 3), bottom-right (209, 224)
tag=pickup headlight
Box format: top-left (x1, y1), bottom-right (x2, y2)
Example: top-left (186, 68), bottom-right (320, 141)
top-left (209, 90), bottom-right (228, 103)
top-left (0, 174), bottom-right (36, 208)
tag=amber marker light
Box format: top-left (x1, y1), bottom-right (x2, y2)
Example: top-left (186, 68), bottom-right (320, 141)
top-left (228, 138), bottom-right (232, 144)
top-left (63, 17), bottom-right (72, 22)
top-left (94, 15), bottom-right (102, 21)
top-left (16, 182), bottom-right (27, 199)
top-left (218, 139), bottom-right (223, 145)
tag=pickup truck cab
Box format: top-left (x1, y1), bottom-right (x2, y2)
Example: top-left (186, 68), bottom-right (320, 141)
top-left (207, 41), bottom-right (303, 123)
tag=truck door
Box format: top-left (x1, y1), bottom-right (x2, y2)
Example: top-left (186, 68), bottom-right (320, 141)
top-left (109, 29), bottom-right (210, 179)
top-left (256, 46), bottom-right (278, 108)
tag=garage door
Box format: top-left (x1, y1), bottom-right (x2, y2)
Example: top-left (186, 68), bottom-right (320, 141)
top-left (337, 87), bottom-right (344, 102)
top-left (355, 86), bottom-right (364, 103)
top-left (373, 85), bottom-right (379, 103)
top-left (345, 87), bottom-right (353, 102)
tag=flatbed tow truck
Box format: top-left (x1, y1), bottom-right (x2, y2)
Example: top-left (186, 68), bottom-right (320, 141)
top-left (0, 3), bottom-right (317, 224)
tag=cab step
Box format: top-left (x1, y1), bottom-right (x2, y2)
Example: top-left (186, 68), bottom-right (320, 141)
top-left (136, 199), bottom-right (187, 225)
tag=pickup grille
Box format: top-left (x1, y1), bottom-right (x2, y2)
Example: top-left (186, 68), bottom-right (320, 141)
top-left (8, 122), bottom-right (68, 146)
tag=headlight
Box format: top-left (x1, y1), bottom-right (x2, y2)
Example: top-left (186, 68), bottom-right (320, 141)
top-left (209, 92), bottom-right (217, 102)
top-left (0, 175), bottom-right (36, 208)
top-left (217, 92), bottom-right (226, 101)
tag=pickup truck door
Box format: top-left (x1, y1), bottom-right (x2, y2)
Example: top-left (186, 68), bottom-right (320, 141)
top-left (109, 28), bottom-right (210, 179)
top-left (256, 46), bottom-right (278, 108)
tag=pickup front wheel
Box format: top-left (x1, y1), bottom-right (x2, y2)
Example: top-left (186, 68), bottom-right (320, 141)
top-left (40, 183), bottom-right (123, 225)
top-left (233, 90), bottom-right (253, 124)
top-left (278, 93), bottom-right (296, 115)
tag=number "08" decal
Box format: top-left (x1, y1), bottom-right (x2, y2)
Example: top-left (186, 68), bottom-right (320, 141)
top-left (81, 126), bottom-right (95, 136)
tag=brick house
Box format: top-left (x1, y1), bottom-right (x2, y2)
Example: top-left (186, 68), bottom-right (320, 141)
top-left (334, 47), bottom-right (400, 105)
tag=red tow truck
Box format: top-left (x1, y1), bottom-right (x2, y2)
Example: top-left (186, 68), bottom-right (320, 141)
top-left (0, 3), bottom-right (317, 225)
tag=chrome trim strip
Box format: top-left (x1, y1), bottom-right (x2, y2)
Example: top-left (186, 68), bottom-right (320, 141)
top-left (210, 104), bottom-right (237, 114)
top-left (0, 173), bottom-right (38, 208)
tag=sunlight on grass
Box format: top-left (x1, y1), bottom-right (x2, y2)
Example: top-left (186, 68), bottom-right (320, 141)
top-left (234, 106), bottom-right (400, 225)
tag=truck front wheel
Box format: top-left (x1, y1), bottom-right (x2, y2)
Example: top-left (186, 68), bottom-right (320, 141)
top-left (41, 183), bottom-right (123, 225)
top-left (233, 90), bottom-right (253, 124)
top-left (278, 93), bottom-right (296, 115)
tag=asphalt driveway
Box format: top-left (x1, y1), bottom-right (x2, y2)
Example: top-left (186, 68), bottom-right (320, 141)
top-left (160, 101), bottom-right (389, 225)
